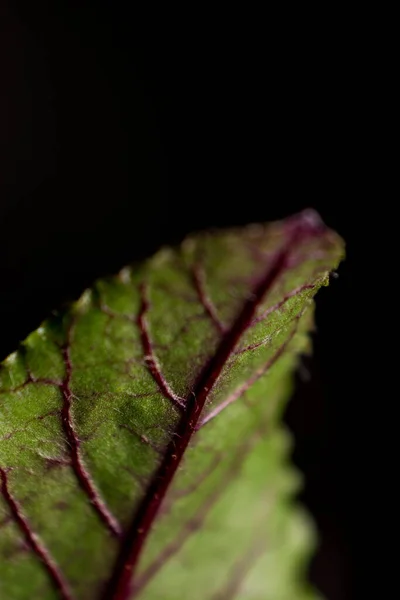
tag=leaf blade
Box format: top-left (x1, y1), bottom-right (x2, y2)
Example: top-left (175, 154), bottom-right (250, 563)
top-left (0, 210), bottom-right (344, 599)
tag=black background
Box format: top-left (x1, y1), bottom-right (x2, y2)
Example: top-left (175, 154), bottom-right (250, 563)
top-left (1, 3), bottom-right (366, 599)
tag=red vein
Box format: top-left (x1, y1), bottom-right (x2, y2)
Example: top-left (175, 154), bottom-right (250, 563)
top-left (192, 264), bottom-right (226, 334)
top-left (1, 409), bottom-right (61, 442)
top-left (173, 452), bottom-right (222, 499)
top-left (197, 317), bottom-right (301, 429)
top-left (102, 211), bottom-right (326, 600)
top-left (0, 467), bottom-right (74, 600)
top-left (4, 375), bottom-right (63, 395)
top-left (132, 482), bottom-right (223, 597)
top-left (132, 442), bottom-right (253, 598)
top-left (234, 336), bottom-right (273, 355)
top-left (122, 466), bottom-right (149, 492)
top-left (252, 283), bottom-right (315, 325)
top-left (60, 343), bottom-right (122, 538)
top-left (120, 424), bottom-right (164, 455)
top-left (211, 538), bottom-right (266, 600)
top-left (137, 284), bottom-right (185, 412)
top-left (155, 310), bottom-right (206, 350)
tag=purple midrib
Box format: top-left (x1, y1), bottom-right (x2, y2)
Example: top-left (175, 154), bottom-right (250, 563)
top-left (102, 216), bottom-right (323, 600)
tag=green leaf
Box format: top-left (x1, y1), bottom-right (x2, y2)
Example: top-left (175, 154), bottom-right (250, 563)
top-left (0, 210), bottom-right (344, 600)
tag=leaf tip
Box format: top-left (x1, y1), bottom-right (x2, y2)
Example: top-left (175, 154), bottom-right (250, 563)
top-left (283, 208), bottom-right (328, 239)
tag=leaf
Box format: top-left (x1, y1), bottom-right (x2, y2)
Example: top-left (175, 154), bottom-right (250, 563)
top-left (0, 210), bottom-right (344, 600)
